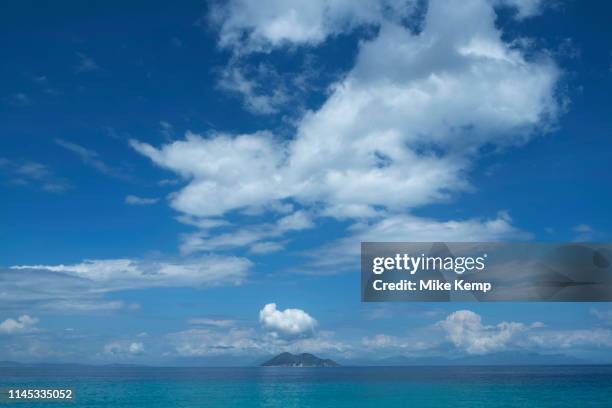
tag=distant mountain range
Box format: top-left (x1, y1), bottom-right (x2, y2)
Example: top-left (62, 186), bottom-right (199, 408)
top-left (261, 352), bottom-right (340, 367)
top-left (341, 351), bottom-right (586, 367)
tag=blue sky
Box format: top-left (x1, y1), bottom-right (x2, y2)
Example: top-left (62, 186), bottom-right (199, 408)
top-left (1, 0), bottom-right (612, 365)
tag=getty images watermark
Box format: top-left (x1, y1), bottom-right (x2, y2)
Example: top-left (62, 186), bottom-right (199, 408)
top-left (361, 242), bottom-right (612, 302)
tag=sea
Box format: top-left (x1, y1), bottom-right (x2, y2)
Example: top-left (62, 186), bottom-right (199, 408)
top-left (1, 365), bottom-right (612, 407)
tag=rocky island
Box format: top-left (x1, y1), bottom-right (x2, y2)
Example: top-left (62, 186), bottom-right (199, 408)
top-left (261, 352), bottom-right (339, 367)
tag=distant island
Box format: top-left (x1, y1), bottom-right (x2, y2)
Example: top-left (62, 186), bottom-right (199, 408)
top-left (261, 352), bottom-right (339, 367)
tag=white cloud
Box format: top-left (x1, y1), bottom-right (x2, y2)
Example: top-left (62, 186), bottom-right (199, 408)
top-left (188, 318), bottom-right (236, 328)
top-left (130, 131), bottom-right (285, 217)
top-left (529, 329), bottom-right (612, 349)
top-left (125, 195), bottom-right (159, 205)
top-left (41, 300), bottom-right (130, 312)
top-left (179, 210), bottom-right (313, 254)
top-left (362, 334), bottom-right (433, 353)
top-left (162, 308), bottom-right (612, 360)
top-left (167, 325), bottom-right (347, 357)
top-left (129, 342), bottom-right (144, 354)
top-left (493, 0), bottom-right (543, 19)
top-left (134, 0), bottom-right (561, 256)
top-left (259, 303), bottom-right (317, 338)
top-left (574, 224), bottom-right (593, 233)
top-left (573, 224), bottom-right (596, 242)
top-left (218, 63), bottom-right (290, 114)
top-left (0, 315), bottom-right (39, 334)
top-left (169, 328), bottom-right (262, 356)
top-left (104, 341), bottom-right (145, 356)
top-left (438, 310), bottom-right (529, 355)
top-left (210, 0), bottom-right (544, 55)
top-left (249, 241), bottom-right (284, 254)
top-left (210, 0), bottom-right (371, 52)
top-left (359, 310), bottom-right (612, 358)
top-left (176, 215), bottom-right (229, 230)
top-left (11, 256), bottom-right (252, 291)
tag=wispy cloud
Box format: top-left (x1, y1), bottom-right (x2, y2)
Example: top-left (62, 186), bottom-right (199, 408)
top-left (75, 52), bottom-right (100, 73)
top-left (55, 138), bottom-right (130, 180)
top-left (591, 308), bottom-right (612, 325)
top-left (4, 92), bottom-right (30, 107)
top-left (0, 158), bottom-right (71, 193)
top-left (573, 224), bottom-right (597, 242)
top-left (10, 256), bottom-right (252, 292)
top-left (159, 120), bottom-right (174, 139)
top-left (125, 195), bottom-right (159, 206)
top-left (188, 318), bottom-right (236, 328)
top-left (178, 210), bottom-right (314, 254)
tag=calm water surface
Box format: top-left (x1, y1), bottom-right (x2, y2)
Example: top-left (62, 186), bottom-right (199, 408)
top-left (1, 365), bottom-right (611, 407)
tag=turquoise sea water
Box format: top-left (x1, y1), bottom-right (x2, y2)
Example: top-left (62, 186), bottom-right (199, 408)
top-left (1, 365), bottom-right (612, 407)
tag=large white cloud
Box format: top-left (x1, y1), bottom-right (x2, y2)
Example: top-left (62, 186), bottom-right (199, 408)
top-left (259, 303), bottom-right (318, 338)
top-left (134, 0), bottom-right (560, 249)
top-left (210, 0), bottom-right (543, 54)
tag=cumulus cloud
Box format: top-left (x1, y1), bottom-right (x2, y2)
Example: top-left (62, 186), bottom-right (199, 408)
top-left (438, 310), bottom-right (529, 354)
top-left (134, 0), bottom-right (561, 262)
top-left (11, 256), bottom-right (252, 291)
top-left (211, 0), bottom-right (544, 54)
top-left (0, 315), bottom-right (39, 334)
top-left (259, 303), bottom-right (317, 338)
top-left (209, 0), bottom-right (418, 54)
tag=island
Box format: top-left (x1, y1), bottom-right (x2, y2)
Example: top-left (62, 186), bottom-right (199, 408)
top-left (261, 352), bottom-right (340, 367)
